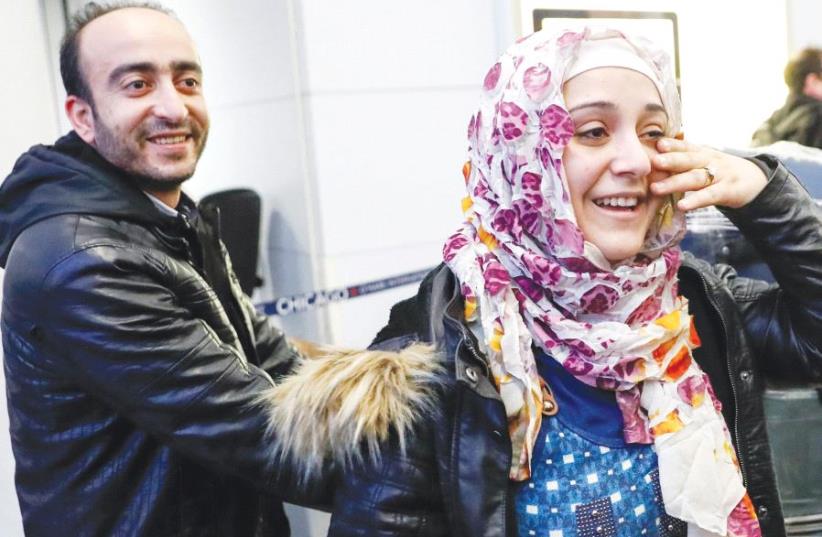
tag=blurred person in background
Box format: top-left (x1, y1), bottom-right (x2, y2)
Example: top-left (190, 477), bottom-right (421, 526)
top-left (752, 47), bottom-right (822, 148)
top-left (269, 28), bottom-right (822, 537)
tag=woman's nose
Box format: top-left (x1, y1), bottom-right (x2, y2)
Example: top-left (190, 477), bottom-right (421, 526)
top-left (610, 132), bottom-right (653, 179)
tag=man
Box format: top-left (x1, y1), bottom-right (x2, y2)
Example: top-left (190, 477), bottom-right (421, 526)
top-left (0, 3), bottom-right (323, 535)
top-left (752, 47), bottom-right (822, 148)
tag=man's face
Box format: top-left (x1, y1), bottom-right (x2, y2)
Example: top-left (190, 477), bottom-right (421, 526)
top-left (73, 8), bottom-right (209, 190)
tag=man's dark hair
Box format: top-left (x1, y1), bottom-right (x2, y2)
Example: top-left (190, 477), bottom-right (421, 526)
top-left (784, 47), bottom-right (822, 95)
top-left (59, 1), bottom-right (174, 104)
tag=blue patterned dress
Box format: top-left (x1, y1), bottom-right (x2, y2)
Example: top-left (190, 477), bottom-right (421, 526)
top-left (514, 352), bottom-right (685, 537)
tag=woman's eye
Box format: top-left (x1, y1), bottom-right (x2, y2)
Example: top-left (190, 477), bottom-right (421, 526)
top-left (643, 129), bottom-right (665, 139)
top-left (577, 127), bottom-right (608, 140)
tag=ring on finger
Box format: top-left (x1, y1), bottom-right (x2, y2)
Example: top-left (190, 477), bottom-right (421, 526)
top-left (702, 165), bottom-right (717, 187)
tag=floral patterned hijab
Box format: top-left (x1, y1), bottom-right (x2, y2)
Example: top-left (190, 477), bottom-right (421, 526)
top-left (443, 28), bottom-right (760, 536)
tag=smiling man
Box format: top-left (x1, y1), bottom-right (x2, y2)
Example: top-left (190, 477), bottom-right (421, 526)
top-left (64, 2), bottom-right (209, 206)
top-left (0, 2), bottom-right (321, 536)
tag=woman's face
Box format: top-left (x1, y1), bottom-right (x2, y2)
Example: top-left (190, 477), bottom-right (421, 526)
top-left (561, 67), bottom-right (669, 264)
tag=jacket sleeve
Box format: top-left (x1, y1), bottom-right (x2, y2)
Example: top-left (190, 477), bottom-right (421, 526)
top-left (33, 242), bottom-right (328, 506)
top-left (327, 433), bottom-right (448, 537)
top-left (254, 334), bottom-right (448, 535)
top-left (717, 155), bottom-right (822, 381)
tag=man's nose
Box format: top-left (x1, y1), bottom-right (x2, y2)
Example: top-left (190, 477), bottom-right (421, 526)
top-left (152, 81), bottom-right (189, 123)
top-left (611, 132), bottom-right (653, 179)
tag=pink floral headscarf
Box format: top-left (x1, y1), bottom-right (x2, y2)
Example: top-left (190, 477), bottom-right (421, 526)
top-left (443, 28), bottom-right (760, 537)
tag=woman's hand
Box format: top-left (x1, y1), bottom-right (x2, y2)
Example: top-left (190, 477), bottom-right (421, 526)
top-left (650, 138), bottom-right (768, 211)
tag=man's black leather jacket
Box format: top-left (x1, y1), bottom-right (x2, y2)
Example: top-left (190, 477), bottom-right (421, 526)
top-left (326, 157), bottom-right (822, 537)
top-left (0, 132), bottom-right (318, 536)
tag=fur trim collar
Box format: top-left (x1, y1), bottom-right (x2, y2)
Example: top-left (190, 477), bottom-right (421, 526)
top-left (258, 343), bottom-right (442, 479)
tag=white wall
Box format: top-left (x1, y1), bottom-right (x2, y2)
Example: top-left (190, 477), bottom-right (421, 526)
top-left (674, 1), bottom-right (788, 147)
top-left (0, 3), bottom-right (60, 175)
top-left (787, 0), bottom-right (822, 52)
top-left (296, 0), bottom-right (509, 348)
top-left (0, 1), bottom-right (60, 534)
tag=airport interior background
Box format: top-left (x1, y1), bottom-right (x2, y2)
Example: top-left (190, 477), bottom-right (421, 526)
top-left (2, 0), bottom-right (822, 535)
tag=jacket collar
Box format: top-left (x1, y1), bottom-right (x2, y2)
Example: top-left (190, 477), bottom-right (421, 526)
top-left (420, 265), bottom-right (502, 400)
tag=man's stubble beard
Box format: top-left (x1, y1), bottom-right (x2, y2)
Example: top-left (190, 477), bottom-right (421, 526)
top-left (92, 112), bottom-right (208, 192)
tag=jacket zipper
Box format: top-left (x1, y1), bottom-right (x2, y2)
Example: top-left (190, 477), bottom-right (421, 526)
top-left (690, 268), bottom-right (748, 486)
top-left (443, 307), bottom-right (491, 378)
top-left (178, 210), bottom-right (255, 360)
top-left (461, 334), bottom-right (490, 378)
top-left (208, 209), bottom-right (258, 363)
top-left (177, 213), bottom-right (203, 273)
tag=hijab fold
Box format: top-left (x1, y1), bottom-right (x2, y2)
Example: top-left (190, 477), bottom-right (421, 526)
top-left (443, 28), bottom-right (760, 537)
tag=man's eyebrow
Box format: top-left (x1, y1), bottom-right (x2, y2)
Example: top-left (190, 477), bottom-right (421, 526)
top-left (107, 61), bottom-right (202, 86)
top-left (171, 60), bottom-right (202, 75)
top-left (108, 62), bottom-right (156, 86)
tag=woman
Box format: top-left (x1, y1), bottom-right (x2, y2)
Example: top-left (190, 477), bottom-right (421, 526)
top-left (267, 29), bottom-right (822, 536)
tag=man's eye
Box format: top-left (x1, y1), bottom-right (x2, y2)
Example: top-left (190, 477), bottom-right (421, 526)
top-left (126, 80), bottom-right (147, 90)
top-left (180, 78), bottom-right (200, 88)
top-left (644, 129), bottom-right (665, 139)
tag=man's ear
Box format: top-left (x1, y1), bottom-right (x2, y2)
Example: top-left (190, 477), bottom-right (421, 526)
top-left (65, 95), bottom-right (96, 144)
